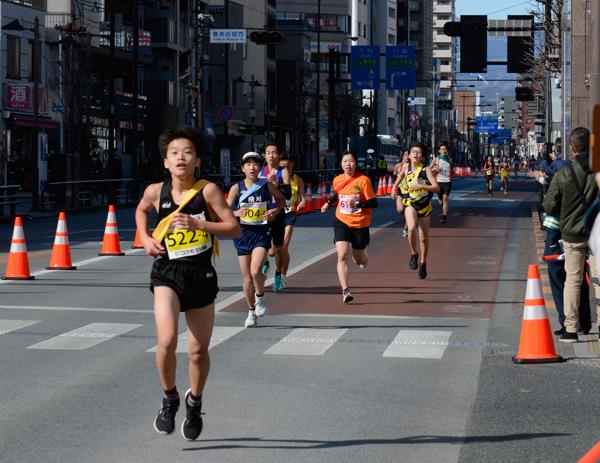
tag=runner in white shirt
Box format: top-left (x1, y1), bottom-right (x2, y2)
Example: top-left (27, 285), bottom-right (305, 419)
top-left (430, 142), bottom-right (452, 224)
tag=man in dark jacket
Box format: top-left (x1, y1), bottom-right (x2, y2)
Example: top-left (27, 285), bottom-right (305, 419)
top-left (542, 127), bottom-right (599, 342)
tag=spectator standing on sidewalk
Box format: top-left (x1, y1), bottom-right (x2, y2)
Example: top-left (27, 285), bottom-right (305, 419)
top-left (542, 127), bottom-right (600, 343)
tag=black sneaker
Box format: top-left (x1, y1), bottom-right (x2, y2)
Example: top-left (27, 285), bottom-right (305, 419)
top-left (154, 394), bottom-right (180, 435)
top-left (558, 332), bottom-right (578, 343)
top-left (553, 325), bottom-right (566, 336)
top-left (342, 288), bottom-right (354, 303)
top-left (418, 263), bottom-right (427, 279)
top-left (440, 215), bottom-right (446, 224)
top-left (409, 254), bottom-right (419, 270)
top-left (181, 389), bottom-right (204, 441)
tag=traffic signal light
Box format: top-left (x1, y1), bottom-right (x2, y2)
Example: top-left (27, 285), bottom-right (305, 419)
top-left (249, 30), bottom-right (284, 45)
top-left (436, 100), bottom-right (453, 110)
top-left (507, 15), bottom-right (534, 73)
top-left (460, 15), bottom-right (488, 73)
top-left (515, 87), bottom-right (534, 101)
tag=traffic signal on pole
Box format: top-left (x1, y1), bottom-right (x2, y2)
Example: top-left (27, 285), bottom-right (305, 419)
top-left (436, 100), bottom-right (453, 110)
top-left (507, 15), bottom-right (534, 73)
top-left (249, 30), bottom-right (284, 45)
top-left (515, 87), bottom-right (534, 101)
top-left (459, 15), bottom-right (488, 73)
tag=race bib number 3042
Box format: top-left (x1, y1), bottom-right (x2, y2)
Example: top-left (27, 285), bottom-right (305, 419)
top-left (240, 201), bottom-right (268, 225)
top-left (165, 213), bottom-right (212, 259)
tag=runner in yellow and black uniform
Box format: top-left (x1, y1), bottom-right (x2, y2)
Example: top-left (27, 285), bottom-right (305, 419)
top-left (499, 156), bottom-right (510, 195)
top-left (484, 155), bottom-right (495, 196)
top-left (279, 153), bottom-right (306, 289)
top-left (393, 143), bottom-right (439, 279)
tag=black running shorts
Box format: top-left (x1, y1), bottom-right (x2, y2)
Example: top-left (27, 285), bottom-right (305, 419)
top-left (333, 220), bottom-right (370, 250)
top-left (269, 211), bottom-right (285, 246)
top-left (150, 258), bottom-right (218, 311)
top-left (437, 181), bottom-right (452, 200)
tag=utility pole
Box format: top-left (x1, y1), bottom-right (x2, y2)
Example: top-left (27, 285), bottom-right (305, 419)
top-left (132, 0), bottom-right (140, 195)
top-left (223, 0), bottom-right (230, 143)
top-left (191, 0), bottom-right (198, 128)
top-left (32, 17), bottom-right (40, 211)
top-left (315, 0), bottom-right (321, 167)
top-left (250, 74), bottom-right (257, 148)
top-left (590, 0), bottom-right (600, 126)
top-left (544, 0), bottom-right (552, 141)
top-left (58, 28), bottom-right (65, 156)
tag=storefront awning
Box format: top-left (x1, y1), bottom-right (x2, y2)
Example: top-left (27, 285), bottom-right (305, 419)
top-left (12, 114), bottom-right (58, 129)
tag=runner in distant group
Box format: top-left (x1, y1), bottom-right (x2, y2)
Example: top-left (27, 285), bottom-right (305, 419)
top-left (279, 153), bottom-right (306, 288)
top-left (430, 141), bottom-right (452, 224)
top-left (392, 150), bottom-right (410, 237)
top-left (135, 126), bottom-right (241, 441)
top-left (392, 142), bottom-right (439, 279)
top-left (321, 151), bottom-right (377, 303)
top-left (259, 141), bottom-right (291, 293)
top-left (500, 156), bottom-right (511, 194)
top-left (484, 155), bottom-right (495, 196)
top-left (227, 152), bottom-right (285, 328)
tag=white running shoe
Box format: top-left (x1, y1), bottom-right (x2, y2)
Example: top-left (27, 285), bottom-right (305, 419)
top-left (282, 275), bottom-right (288, 289)
top-left (359, 260), bottom-right (368, 270)
top-left (244, 310), bottom-right (257, 328)
top-left (402, 227), bottom-right (408, 238)
top-left (255, 295), bottom-right (267, 317)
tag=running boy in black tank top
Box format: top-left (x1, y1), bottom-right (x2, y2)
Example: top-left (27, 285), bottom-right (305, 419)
top-left (135, 126), bottom-right (240, 441)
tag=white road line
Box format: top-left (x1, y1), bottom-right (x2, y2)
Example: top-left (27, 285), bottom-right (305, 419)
top-left (215, 220), bottom-right (395, 312)
top-left (0, 305), bottom-right (153, 314)
top-left (382, 330), bottom-right (452, 359)
top-left (146, 326), bottom-right (245, 353)
top-left (28, 322), bottom-right (142, 350)
top-left (0, 248), bottom-right (146, 285)
top-left (0, 319), bottom-right (39, 335)
top-left (263, 328), bottom-right (347, 356)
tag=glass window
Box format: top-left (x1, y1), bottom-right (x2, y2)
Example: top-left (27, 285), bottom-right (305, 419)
top-left (389, 7), bottom-right (396, 18)
top-left (7, 36), bottom-right (20, 80)
top-left (388, 34), bottom-right (395, 44)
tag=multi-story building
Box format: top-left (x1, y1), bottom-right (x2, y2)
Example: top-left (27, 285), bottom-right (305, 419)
top-left (432, 0), bottom-right (454, 98)
top-left (432, 0), bottom-right (455, 142)
top-left (498, 95), bottom-right (517, 132)
top-left (1, 0), bottom-right (52, 194)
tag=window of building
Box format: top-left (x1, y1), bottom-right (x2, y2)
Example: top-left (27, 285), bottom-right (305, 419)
top-left (389, 7), bottom-right (396, 18)
top-left (7, 36), bottom-right (20, 80)
top-left (363, 24), bottom-right (367, 38)
top-left (441, 59), bottom-right (450, 66)
top-left (388, 33), bottom-right (395, 44)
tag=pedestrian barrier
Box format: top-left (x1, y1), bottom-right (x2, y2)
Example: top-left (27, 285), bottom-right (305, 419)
top-left (2, 216), bottom-right (34, 280)
top-left (46, 211), bottom-right (76, 270)
top-left (578, 440), bottom-right (600, 462)
top-left (98, 205), bottom-right (125, 256)
top-left (132, 228), bottom-right (144, 249)
top-left (512, 264), bottom-right (563, 364)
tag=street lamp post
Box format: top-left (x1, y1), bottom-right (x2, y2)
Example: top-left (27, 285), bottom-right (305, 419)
top-left (233, 75), bottom-right (263, 149)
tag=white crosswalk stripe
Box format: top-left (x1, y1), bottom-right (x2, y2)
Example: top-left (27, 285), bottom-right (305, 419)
top-left (0, 319), bottom-right (39, 335)
top-left (263, 328), bottom-right (348, 356)
top-left (1, 318), bottom-right (457, 358)
top-left (146, 326), bottom-right (245, 353)
top-left (28, 323), bottom-right (142, 350)
top-left (382, 330), bottom-right (452, 359)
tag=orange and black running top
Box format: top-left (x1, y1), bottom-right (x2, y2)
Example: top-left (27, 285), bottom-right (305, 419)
top-left (484, 161), bottom-right (495, 177)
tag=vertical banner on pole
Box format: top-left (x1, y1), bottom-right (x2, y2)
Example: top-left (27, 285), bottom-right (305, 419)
top-left (220, 148), bottom-right (230, 186)
top-left (38, 133), bottom-right (48, 197)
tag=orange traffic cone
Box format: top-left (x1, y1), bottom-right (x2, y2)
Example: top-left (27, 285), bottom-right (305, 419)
top-left (46, 212), bottom-right (76, 270)
top-left (315, 183), bottom-right (323, 209)
top-left (376, 177), bottom-right (384, 196)
top-left (2, 216), bottom-right (34, 280)
top-left (305, 184), bottom-right (313, 213)
top-left (98, 205), bottom-right (125, 256)
top-left (386, 176), bottom-right (393, 194)
top-left (131, 228), bottom-right (144, 249)
top-left (512, 264), bottom-right (563, 364)
top-left (578, 440), bottom-right (600, 463)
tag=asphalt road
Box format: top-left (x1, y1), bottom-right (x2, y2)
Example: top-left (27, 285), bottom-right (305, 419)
top-left (2, 175), bottom-right (599, 463)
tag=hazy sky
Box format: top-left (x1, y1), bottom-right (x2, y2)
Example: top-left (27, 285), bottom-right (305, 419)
top-left (455, 0), bottom-right (534, 19)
